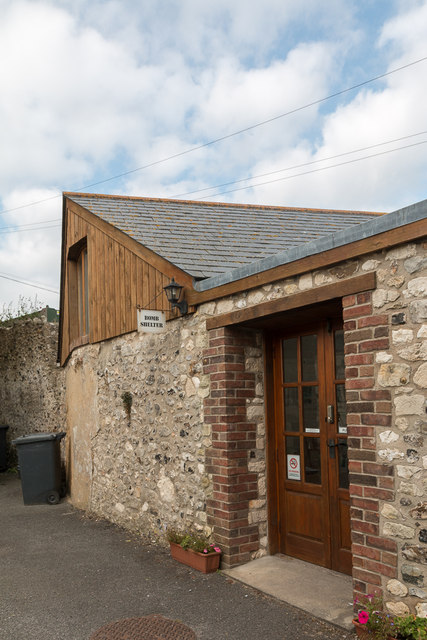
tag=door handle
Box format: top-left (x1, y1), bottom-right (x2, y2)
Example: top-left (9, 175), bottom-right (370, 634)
top-left (328, 439), bottom-right (338, 458)
top-left (327, 405), bottom-right (335, 424)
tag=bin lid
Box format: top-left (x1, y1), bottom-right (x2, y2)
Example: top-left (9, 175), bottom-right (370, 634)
top-left (12, 431), bottom-right (66, 445)
top-left (0, 425), bottom-right (9, 430)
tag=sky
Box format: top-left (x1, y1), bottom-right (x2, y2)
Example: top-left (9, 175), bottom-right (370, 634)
top-left (0, 0), bottom-right (426, 313)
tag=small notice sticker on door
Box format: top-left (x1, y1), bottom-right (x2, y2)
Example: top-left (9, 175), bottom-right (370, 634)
top-left (287, 454), bottom-right (301, 480)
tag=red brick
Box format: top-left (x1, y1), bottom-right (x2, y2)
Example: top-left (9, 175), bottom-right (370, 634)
top-left (376, 402), bottom-right (392, 413)
top-left (345, 328), bottom-right (373, 343)
top-left (364, 559), bottom-right (397, 578)
top-left (363, 463), bottom-right (394, 477)
top-left (359, 338), bottom-right (390, 352)
top-left (361, 414), bottom-right (391, 427)
top-left (346, 378), bottom-right (375, 389)
top-left (360, 390), bottom-right (391, 401)
top-left (349, 484), bottom-right (364, 496)
top-left (378, 477), bottom-right (394, 489)
top-left (347, 426), bottom-right (374, 437)
top-left (357, 292), bottom-right (372, 304)
top-left (342, 295), bottom-right (356, 307)
top-left (353, 569), bottom-right (382, 586)
top-left (351, 520), bottom-right (379, 535)
top-left (360, 366), bottom-right (375, 377)
top-left (364, 487), bottom-right (394, 501)
top-left (357, 315), bottom-right (388, 327)
top-left (365, 511), bottom-right (380, 524)
top-left (344, 320), bottom-right (357, 331)
top-left (351, 497), bottom-right (379, 511)
top-left (345, 354), bottom-right (374, 366)
top-left (346, 368), bottom-right (359, 378)
top-left (374, 327), bottom-right (389, 338)
top-left (344, 343), bottom-right (358, 354)
top-left (382, 551), bottom-right (398, 567)
top-left (343, 304), bottom-right (373, 319)
top-left (352, 544), bottom-right (381, 561)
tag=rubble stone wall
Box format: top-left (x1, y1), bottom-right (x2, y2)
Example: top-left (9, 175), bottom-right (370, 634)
top-left (65, 312), bottom-right (212, 541)
top-left (0, 315), bottom-right (65, 462)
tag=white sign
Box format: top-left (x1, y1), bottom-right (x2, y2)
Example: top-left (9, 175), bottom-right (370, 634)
top-left (305, 428), bottom-right (320, 433)
top-left (137, 309), bottom-right (166, 333)
top-left (287, 454), bottom-right (301, 481)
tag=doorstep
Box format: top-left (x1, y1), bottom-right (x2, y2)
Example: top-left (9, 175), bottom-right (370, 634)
top-left (222, 554), bottom-right (354, 630)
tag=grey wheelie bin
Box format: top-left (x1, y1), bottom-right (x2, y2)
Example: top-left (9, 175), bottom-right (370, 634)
top-left (12, 432), bottom-right (66, 505)
top-left (0, 425), bottom-right (9, 471)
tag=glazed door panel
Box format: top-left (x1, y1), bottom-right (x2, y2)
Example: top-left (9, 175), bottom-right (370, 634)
top-left (274, 320), bottom-right (351, 575)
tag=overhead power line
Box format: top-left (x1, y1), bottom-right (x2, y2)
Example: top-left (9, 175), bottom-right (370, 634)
top-left (0, 54), bottom-right (426, 217)
top-left (198, 139), bottom-right (427, 200)
top-left (173, 130), bottom-right (427, 198)
top-left (0, 272), bottom-right (59, 294)
top-left (0, 224), bottom-right (61, 235)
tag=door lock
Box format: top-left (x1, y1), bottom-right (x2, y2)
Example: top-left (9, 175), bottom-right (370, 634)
top-left (327, 404), bottom-right (335, 424)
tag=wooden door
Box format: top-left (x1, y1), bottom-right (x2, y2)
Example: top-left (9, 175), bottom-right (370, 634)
top-left (273, 319), bottom-right (351, 575)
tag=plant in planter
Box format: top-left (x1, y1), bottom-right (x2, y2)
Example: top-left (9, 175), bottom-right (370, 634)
top-left (394, 614), bottom-right (427, 640)
top-left (166, 529), bottom-right (221, 574)
top-left (353, 594), bottom-right (397, 639)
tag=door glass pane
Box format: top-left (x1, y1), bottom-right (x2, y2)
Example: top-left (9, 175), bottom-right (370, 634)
top-left (302, 386), bottom-right (319, 432)
top-left (301, 335), bottom-right (317, 381)
top-left (284, 388), bottom-right (299, 432)
top-left (286, 436), bottom-right (301, 481)
top-left (336, 384), bottom-right (347, 434)
top-left (283, 338), bottom-right (298, 382)
top-left (304, 437), bottom-right (321, 484)
top-left (338, 439), bottom-right (349, 489)
top-left (334, 330), bottom-right (345, 379)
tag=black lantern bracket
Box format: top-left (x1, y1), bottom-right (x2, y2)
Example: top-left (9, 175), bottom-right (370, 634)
top-left (163, 278), bottom-right (188, 316)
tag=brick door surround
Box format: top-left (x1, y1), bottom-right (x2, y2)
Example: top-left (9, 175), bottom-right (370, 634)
top-left (203, 326), bottom-right (260, 567)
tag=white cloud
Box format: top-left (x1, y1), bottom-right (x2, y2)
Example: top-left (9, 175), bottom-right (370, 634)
top-left (0, 0), bottom-right (426, 310)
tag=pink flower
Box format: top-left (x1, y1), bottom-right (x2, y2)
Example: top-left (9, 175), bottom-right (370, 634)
top-left (214, 547), bottom-right (221, 553)
top-left (358, 612), bottom-right (369, 625)
top-left (203, 549), bottom-right (208, 554)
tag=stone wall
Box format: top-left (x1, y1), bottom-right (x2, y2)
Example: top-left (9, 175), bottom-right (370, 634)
top-left (65, 311), bottom-right (212, 542)
top-left (0, 314), bottom-right (65, 462)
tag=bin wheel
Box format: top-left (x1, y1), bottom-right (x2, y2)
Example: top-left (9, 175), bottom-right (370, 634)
top-left (47, 491), bottom-right (60, 505)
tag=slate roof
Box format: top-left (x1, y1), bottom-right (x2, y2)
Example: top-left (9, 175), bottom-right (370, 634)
top-left (65, 193), bottom-right (383, 280)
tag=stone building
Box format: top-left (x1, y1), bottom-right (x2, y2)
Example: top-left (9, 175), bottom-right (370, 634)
top-left (59, 193), bottom-right (426, 616)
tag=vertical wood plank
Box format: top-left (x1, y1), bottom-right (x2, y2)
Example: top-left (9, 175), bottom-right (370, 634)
top-left (106, 235), bottom-right (115, 339)
top-left (130, 252), bottom-right (137, 331)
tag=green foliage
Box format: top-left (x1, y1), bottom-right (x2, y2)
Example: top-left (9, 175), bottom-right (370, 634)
top-left (166, 528), bottom-right (221, 554)
top-left (395, 614), bottom-right (427, 640)
top-left (121, 391), bottom-right (133, 418)
top-left (0, 295), bottom-right (44, 324)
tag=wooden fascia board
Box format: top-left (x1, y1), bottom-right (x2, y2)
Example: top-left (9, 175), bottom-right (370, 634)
top-left (206, 272), bottom-right (376, 330)
top-left (65, 197), bottom-right (195, 289)
top-left (57, 197), bottom-right (69, 363)
top-left (189, 219), bottom-right (426, 306)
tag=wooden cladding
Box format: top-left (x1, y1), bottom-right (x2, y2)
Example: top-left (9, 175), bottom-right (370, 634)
top-left (59, 200), bottom-right (193, 365)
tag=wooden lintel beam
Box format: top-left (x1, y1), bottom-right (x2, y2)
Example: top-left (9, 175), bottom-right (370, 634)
top-left (206, 272), bottom-right (376, 330)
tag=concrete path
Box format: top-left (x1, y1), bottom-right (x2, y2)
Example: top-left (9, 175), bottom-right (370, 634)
top-left (224, 555), bottom-right (354, 629)
top-left (0, 473), bottom-right (354, 640)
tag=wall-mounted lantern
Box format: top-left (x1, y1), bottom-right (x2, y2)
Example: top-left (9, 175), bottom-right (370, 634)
top-left (163, 278), bottom-right (188, 316)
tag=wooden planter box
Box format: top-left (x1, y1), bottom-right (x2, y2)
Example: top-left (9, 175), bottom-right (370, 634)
top-left (169, 542), bottom-right (221, 574)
